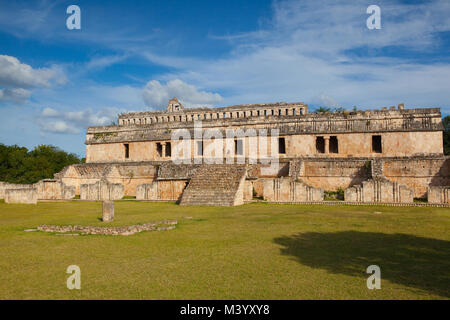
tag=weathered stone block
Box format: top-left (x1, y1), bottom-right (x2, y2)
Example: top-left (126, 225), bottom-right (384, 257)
top-left (428, 186), bottom-right (450, 204)
top-left (102, 200), bottom-right (114, 222)
top-left (80, 179), bottom-right (124, 200)
top-left (243, 180), bottom-right (253, 201)
top-left (262, 178), bottom-right (323, 202)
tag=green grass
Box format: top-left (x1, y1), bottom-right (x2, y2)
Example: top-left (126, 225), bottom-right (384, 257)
top-left (0, 201), bottom-right (449, 300)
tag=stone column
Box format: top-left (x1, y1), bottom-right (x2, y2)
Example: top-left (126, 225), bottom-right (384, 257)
top-left (162, 143), bottom-right (166, 158)
top-left (324, 137), bottom-right (330, 154)
top-left (102, 200), bottom-right (114, 222)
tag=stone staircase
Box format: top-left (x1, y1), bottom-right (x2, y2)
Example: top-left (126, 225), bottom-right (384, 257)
top-left (179, 164), bottom-right (247, 206)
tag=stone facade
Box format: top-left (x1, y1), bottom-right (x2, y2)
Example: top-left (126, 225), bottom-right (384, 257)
top-left (3, 99), bottom-right (448, 206)
top-left (85, 101), bottom-right (443, 163)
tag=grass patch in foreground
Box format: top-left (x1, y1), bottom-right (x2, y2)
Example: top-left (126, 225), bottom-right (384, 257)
top-left (0, 201), bottom-right (449, 299)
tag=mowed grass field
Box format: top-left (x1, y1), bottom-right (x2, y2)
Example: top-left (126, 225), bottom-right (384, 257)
top-left (0, 200), bottom-right (449, 300)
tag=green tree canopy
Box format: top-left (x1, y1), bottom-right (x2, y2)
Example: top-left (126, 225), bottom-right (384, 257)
top-left (0, 144), bottom-right (83, 184)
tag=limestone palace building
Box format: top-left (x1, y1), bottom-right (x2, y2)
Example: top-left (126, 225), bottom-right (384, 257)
top-left (1, 98), bottom-right (449, 205)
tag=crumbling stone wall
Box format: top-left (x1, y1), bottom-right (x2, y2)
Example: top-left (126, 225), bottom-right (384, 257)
top-left (56, 162), bottom-right (157, 196)
top-left (296, 159), bottom-right (371, 191)
top-left (344, 178), bottom-right (413, 203)
top-left (5, 188), bottom-right (37, 204)
top-left (136, 180), bottom-right (186, 201)
top-left (35, 179), bottom-right (75, 200)
top-left (263, 178), bottom-right (323, 202)
top-left (428, 186), bottom-right (450, 204)
top-left (80, 179), bottom-right (124, 200)
top-left (0, 182), bottom-right (34, 199)
top-left (383, 157), bottom-right (450, 198)
top-left (244, 180), bottom-right (254, 201)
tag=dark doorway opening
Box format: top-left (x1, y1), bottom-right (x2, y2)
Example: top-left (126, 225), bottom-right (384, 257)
top-left (316, 137), bottom-right (325, 153)
top-left (372, 135), bottom-right (382, 153)
top-left (165, 142), bottom-right (171, 157)
top-left (278, 137), bottom-right (286, 154)
top-left (156, 143), bottom-right (162, 157)
top-left (329, 136), bottom-right (338, 153)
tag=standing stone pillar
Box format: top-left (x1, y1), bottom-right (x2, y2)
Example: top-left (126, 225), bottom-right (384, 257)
top-left (324, 137), bottom-right (330, 154)
top-left (102, 200), bottom-right (114, 222)
top-left (162, 143), bottom-right (166, 158)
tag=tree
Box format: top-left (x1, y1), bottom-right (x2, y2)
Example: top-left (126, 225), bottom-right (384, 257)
top-left (0, 144), bottom-right (83, 184)
top-left (443, 116), bottom-right (450, 155)
top-left (314, 106), bottom-right (331, 113)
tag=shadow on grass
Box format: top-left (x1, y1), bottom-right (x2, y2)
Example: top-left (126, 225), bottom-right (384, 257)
top-left (273, 231), bottom-right (450, 298)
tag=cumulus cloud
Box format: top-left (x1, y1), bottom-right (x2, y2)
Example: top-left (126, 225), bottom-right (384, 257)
top-left (39, 107), bottom-right (123, 134)
top-left (142, 0), bottom-right (450, 112)
top-left (142, 79), bottom-right (223, 109)
top-left (0, 54), bottom-right (66, 104)
top-left (0, 87), bottom-right (31, 103)
top-left (311, 93), bottom-right (342, 109)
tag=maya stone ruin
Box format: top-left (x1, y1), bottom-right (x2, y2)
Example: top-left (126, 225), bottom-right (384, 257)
top-left (1, 98), bottom-right (449, 206)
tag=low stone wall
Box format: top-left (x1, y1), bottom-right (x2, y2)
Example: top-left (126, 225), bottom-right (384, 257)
top-left (344, 178), bottom-right (413, 203)
top-left (263, 178), bottom-right (323, 202)
top-left (136, 180), bottom-right (186, 201)
top-left (35, 179), bottom-right (75, 200)
top-left (0, 182), bottom-right (34, 199)
top-left (5, 188), bottom-right (38, 204)
top-left (428, 186), bottom-right (450, 204)
top-left (37, 220), bottom-right (177, 236)
top-left (136, 183), bottom-right (157, 200)
top-left (80, 179), bottom-right (124, 200)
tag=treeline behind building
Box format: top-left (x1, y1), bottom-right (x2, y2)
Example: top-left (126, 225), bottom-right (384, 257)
top-left (0, 144), bottom-right (84, 184)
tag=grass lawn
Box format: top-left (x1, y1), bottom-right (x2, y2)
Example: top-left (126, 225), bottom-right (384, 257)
top-left (0, 200), bottom-right (449, 300)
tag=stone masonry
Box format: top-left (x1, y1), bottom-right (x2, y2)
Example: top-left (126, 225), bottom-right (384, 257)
top-left (427, 186), bottom-right (450, 204)
top-left (179, 164), bottom-right (247, 206)
top-left (263, 178), bottom-right (324, 202)
top-left (102, 200), bottom-right (114, 222)
top-left (344, 178), bottom-right (413, 203)
top-left (80, 179), bottom-right (124, 200)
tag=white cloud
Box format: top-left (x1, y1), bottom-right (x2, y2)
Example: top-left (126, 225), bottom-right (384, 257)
top-left (142, 79), bottom-right (223, 108)
top-left (0, 54), bottom-right (65, 88)
top-left (141, 0), bottom-right (450, 112)
top-left (311, 93), bottom-right (342, 109)
top-left (0, 87), bottom-right (31, 103)
top-left (41, 107), bottom-right (60, 117)
top-left (39, 107), bottom-right (123, 134)
top-left (0, 54), bottom-right (66, 104)
top-left (40, 120), bottom-right (79, 134)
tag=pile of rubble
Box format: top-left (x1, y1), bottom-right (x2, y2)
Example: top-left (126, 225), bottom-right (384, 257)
top-left (36, 220), bottom-right (177, 236)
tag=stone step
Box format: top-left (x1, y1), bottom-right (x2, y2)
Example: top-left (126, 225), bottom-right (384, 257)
top-left (179, 164), bottom-right (247, 206)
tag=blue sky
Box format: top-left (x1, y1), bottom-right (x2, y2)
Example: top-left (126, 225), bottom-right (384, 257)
top-left (0, 0), bottom-right (449, 157)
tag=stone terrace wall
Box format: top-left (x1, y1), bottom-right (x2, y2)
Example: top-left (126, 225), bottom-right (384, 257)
top-left (5, 188), bottom-right (37, 204)
top-left (35, 179), bottom-right (75, 200)
top-left (56, 162), bottom-right (157, 196)
top-left (344, 178), bottom-right (413, 203)
top-left (294, 159), bottom-right (371, 191)
top-left (0, 182), bottom-right (34, 199)
top-left (263, 178), bottom-right (323, 202)
top-left (136, 180), bottom-right (186, 201)
top-left (428, 186), bottom-right (450, 204)
top-left (383, 157), bottom-right (450, 198)
top-left (80, 179), bottom-right (124, 200)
